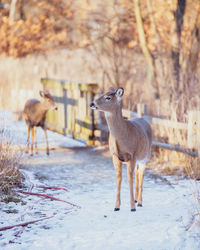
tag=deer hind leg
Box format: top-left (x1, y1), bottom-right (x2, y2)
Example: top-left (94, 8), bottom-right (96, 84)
top-left (134, 165), bottom-right (139, 203)
top-left (42, 126), bottom-right (49, 155)
top-left (25, 125), bottom-right (30, 154)
top-left (127, 159), bottom-right (136, 212)
top-left (113, 154), bottom-right (122, 211)
top-left (33, 126), bottom-right (38, 154)
top-left (137, 163), bottom-right (146, 207)
top-left (30, 127), bottom-right (34, 156)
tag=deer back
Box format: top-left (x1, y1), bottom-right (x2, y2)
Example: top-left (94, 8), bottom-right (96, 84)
top-left (24, 99), bottom-right (47, 127)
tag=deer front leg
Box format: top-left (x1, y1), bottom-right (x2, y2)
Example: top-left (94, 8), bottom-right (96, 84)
top-left (113, 154), bottom-right (122, 211)
top-left (25, 125), bottom-right (30, 154)
top-left (137, 163), bottom-right (146, 207)
top-left (127, 159), bottom-right (136, 212)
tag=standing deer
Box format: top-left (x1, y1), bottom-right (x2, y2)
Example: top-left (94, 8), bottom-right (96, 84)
top-left (23, 90), bottom-right (57, 156)
top-left (90, 87), bottom-right (152, 211)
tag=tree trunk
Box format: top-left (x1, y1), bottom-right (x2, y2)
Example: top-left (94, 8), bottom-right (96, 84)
top-left (146, 0), bottom-right (164, 98)
top-left (170, 0), bottom-right (186, 95)
top-left (9, 0), bottom-right (24, 24)
top-left (187, 3), bottom-right (200, 74)
top-left (9, 0), bottom-right (18, 24)
top-left (134, 0), bottom-right (154, 85)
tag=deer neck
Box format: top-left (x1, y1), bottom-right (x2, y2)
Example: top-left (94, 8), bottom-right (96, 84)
top-left (40, 101), bottom-right (48, 113)
top-left (105, 108), bottom-right (126, 140)
top-left (35, 102), bottom-right (48, 120)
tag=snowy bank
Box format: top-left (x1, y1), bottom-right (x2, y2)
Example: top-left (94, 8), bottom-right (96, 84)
top-left (0, 111), bottom-right (199, 250)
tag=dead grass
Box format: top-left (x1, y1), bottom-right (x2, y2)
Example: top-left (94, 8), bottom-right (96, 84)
top-left (150, 147), bottom-right (200, 229)
top-left (0, 133), bottom-right (24, 203)
top-left (149, 148), bottom-right (187, 176)
top-left (183, 157), bottom-right (200, 231)
top-left (150, 146), bottom-right (200, 179)
top-left (183, 157), bottom-right (200, 180)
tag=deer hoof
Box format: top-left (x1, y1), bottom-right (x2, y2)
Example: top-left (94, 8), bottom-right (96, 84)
top-left (46, 151), bottom-right (49, 156)
top-left (135, 200), bottom-right (137, 203)
top-left (131, 208), bottom-right (136, 212)
top-left (114, 208), bottom-right (120, 211)
top-left (137, 203), bottom-right (143, 207)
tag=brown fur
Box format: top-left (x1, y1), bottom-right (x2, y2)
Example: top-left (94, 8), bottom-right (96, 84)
top-left (90, 88), bottom-right (152, 211)
top-left (23, 90), bottom-right (57, 156)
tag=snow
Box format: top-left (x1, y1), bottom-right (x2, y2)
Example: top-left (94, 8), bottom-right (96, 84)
top-left (0, 111), bottom-right (200, 250)
top-left (0, 111), bottom-right (85, 149)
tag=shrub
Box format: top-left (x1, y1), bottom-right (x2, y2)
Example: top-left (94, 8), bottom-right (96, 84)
top-left (0, 130), bottom-right (23, 202)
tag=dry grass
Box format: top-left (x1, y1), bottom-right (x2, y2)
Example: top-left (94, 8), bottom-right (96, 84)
top-left (0, 132), bottom-right (24, 203)
top-left (150, 147), bottom-right (200, 229)
top-left (184, 157), bottom-right (200, 181)
top-left (149, 148), bottom-right (186, 176)
top-left (183, 157), bottom-right (200, 230)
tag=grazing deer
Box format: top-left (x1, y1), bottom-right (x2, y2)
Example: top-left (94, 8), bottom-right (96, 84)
top-left (90, 87), bottom-right (152, 211)
top-left (23, 90), bottom-right (57, 156)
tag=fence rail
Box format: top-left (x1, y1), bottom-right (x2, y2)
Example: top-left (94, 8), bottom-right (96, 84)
top-left (96, 109), bottom-right (199, 157)
top-left (41, 78), bottom-right (200, 156)
top-left (122, 108), bottom-right (200, 157)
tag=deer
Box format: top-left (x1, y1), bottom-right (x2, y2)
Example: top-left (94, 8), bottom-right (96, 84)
top-left (90, 87), bottom-right (152, 212)
top-left (23, 90), bottom-right (58, 156)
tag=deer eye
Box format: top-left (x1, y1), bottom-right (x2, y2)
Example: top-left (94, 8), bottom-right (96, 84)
top-left (105, 96), bottom-right (111, 101)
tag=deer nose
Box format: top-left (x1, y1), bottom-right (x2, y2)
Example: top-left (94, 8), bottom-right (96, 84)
top-left (54, 106), bottom-right (58, 111)
top-left (90, 102), bottom-right (97, 109)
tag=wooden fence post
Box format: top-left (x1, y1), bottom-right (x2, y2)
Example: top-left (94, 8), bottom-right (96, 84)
top-left (137, 104), bottom-right (148, 118)
top-left (187, 110), bottom-right (200, 156)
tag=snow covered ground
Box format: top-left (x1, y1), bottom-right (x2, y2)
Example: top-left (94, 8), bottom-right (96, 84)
top-left (0, 111), bottom-right (85, 149)
top-left (0, 111), bottom-right (200, 250)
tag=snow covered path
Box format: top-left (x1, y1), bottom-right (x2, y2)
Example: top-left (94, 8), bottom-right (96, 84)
top-left (0, 112), bottom-right (200, 250)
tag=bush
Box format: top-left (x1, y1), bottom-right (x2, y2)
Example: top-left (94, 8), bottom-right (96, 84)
top-left (0, 131), bottom-right (23, 202)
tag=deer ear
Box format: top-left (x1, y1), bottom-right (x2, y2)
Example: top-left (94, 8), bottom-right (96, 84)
top-left (115, 88), bottom-right (124, 97)
top-left (39, 91), bottom-right (44, 97)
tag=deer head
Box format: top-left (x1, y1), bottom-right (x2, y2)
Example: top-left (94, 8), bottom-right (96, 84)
top-left (40, 90), bottom-right (58, 111)
top-left (90, 87), bottom-right (124, 113)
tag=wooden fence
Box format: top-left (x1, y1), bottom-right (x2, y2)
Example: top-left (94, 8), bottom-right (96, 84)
top-left (121, 107), bottom-right (200, 157)
top-left (95, 106), bottom-right (200, 157)
top-left (41, 78), bottom-right (200, 156)
top-left (41, 78), bottom-right (98, 145)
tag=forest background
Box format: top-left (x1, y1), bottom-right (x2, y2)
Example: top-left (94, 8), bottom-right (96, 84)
top-left (0, 0), bottom-right (199, 125)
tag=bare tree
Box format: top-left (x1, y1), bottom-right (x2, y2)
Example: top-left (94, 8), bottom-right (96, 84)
top-left (9, 0), bottom-right (25, 23)
top-left (9, 0), bottom-right (18, 23)
top-left (134, 0), bottom-right (154, 84)
top-left (82, 1), bottom-right (136, 93)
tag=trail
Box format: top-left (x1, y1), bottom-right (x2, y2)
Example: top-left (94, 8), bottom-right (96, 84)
top-left (0, 112), bottom-right (199, 250)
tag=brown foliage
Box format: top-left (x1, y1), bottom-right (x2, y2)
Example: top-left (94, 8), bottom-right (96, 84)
top-left (0, 0), bottom-right (75, 57)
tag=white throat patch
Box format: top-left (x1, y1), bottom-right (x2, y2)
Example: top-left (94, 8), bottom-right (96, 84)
top-left (105, 111), bottom-right (112, 117)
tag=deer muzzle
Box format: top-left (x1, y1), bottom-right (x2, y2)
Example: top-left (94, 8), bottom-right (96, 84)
top-left (90, 101), bottom-right (98, 110)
